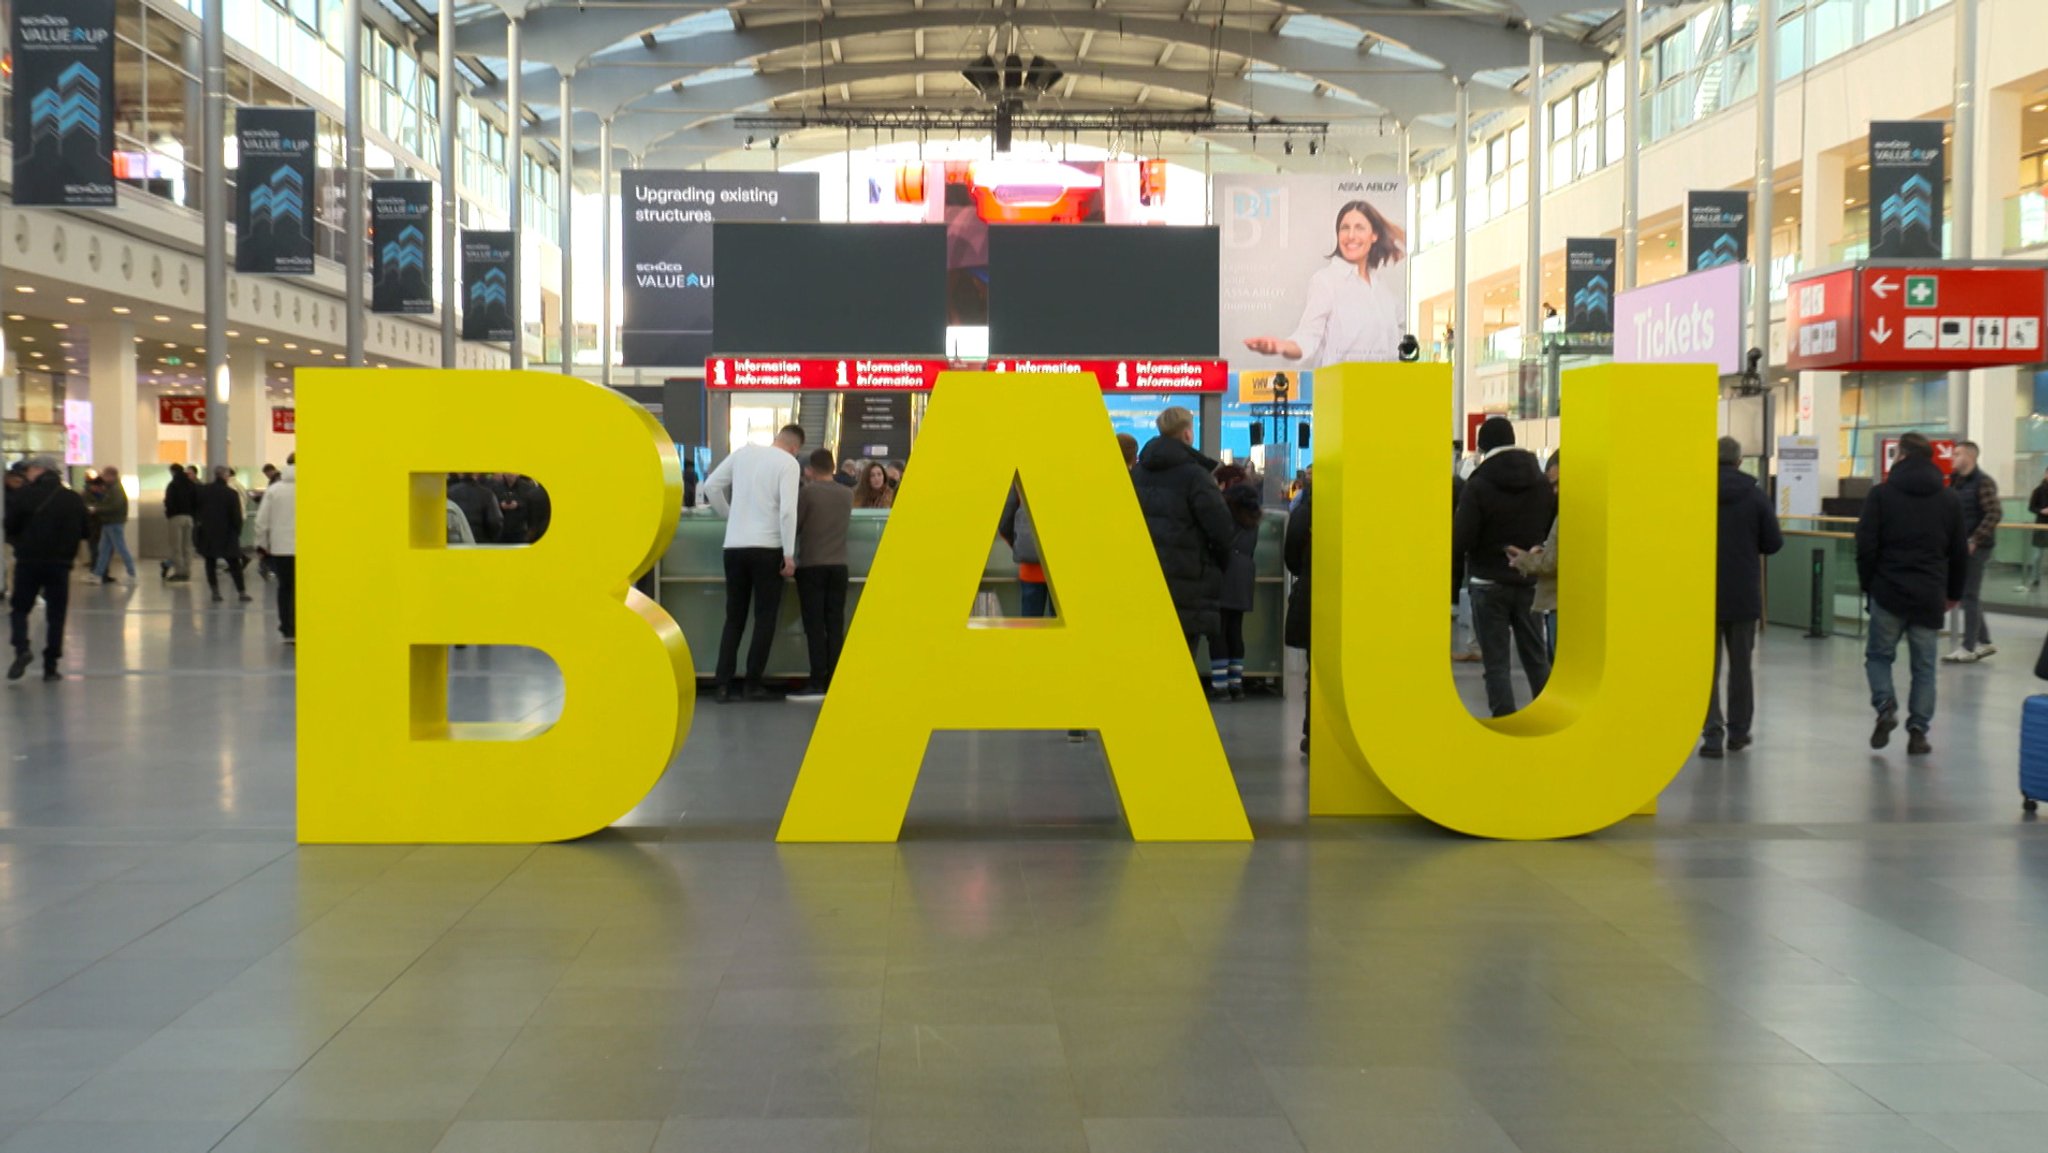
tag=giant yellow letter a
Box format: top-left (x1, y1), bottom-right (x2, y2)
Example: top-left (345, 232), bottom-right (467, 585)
top-left (1313, 362), bottom-right (1716, 840)
top-left (779, 372), bottom-right (1252, 842)
top-left (297, 369), bottom-right (691, 843)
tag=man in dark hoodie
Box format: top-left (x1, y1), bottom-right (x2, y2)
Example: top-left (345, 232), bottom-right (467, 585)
top-left (1452, 417), bottom-right (1555, 717)
top-left (1856, 431), bottom-right (1968, 755)
top-left (6, 456), bottom-right (88, 681)
top-left (1701, 437), bottom-right (1783, 759)
top-left (1133, 406), bottom-right (1237, 692)
top-left (160, 463), bottom-right (198, 582)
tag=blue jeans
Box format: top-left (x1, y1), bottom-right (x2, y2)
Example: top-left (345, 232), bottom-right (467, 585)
top-left (1467, 581), bottom-right (1550, 718)
top-left (1865, 600), bottom-right (1939, 734)
top-left (1020, 580), bottom-right (1051, 619)
top-left (91, 524), bottom-right (134, 578)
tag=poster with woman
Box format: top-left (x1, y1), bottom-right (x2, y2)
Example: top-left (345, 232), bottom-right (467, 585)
top-left (1215, 174), bottom-right (1410, 372)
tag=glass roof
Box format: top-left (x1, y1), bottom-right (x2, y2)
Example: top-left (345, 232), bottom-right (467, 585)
top-left (1276, 15), bottom-right (1368, 50)
top-left (650, 10), bottom-right (737, 45)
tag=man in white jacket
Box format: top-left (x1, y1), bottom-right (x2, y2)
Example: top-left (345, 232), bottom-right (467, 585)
top-left (254, 457), bottom-right (297, 645)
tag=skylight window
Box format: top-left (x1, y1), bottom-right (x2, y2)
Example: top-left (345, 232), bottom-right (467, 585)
top-left (649, 9), bottom-right (736, 44)
top-left (1277, 15), bottom-right (1368, 49)
top-left (678, 66), bottom-right (754, 88)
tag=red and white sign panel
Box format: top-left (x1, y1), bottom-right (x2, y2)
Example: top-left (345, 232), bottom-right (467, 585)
top-left (272, 408), bottom-right (295, 434)
top-left (704, 356), bottom-right (1228, 394)
top-left (159, 396), bottom-right (207, 425)
top-left (1788, 264), bottom-right (2048, 372)
top-left (1880, 436), bottom-right (1957, 480)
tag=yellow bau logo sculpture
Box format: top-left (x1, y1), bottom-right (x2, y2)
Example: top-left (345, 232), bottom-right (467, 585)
top-left (296, 362), bottom-right (1715, 845)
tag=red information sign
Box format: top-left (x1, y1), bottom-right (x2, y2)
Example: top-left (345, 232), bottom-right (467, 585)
top-left (272, 408), bottom-right (295, 434)
top-left (1789, 263), bottom-right (2048, 372)
top-left (159, 396), bottom-right (207, 425)
top-left (704, 356), bottom-right (1227, 394)
top-left (1880, 436), bottom-right (1958, 480)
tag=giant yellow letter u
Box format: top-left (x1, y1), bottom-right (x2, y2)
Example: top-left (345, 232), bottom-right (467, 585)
top-left (296, 369), bottom-right (692, 844)
top-left (1310, 363), bottom-right (1717, 839)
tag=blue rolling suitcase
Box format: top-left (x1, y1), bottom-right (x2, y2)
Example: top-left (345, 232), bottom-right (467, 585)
top-left (2022, 695), bottom-right (2048, 813)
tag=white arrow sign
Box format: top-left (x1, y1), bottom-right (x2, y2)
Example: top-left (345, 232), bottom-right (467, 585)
top-left (1870, 318), bottom-right (1895, 344)
top-left (1872, 276), bottom-right (1898, 300)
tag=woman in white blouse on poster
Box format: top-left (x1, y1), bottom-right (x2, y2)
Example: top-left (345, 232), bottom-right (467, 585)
top-left (1243, 199), bottom-right (1408, 369)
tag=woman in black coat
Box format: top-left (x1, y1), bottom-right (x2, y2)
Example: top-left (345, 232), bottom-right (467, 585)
top-left (194, 469), bottom-right (251, 603)
top-left (1284, 485), bottom-right (1312, 754)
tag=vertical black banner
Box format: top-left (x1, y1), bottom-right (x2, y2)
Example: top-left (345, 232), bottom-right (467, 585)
top-left (11, 0), bottom-right (117, 208)
top-left (620, 171), bottom-right (822, 367)
top-left (1686, 191), bottom-right (1750, 271)
top-left (236, 108), bottom-right (318, 275)
top-left (1564, 238), bottom-right (1619, 337)
top-left (370, 181), bottom-right (434, 314)
top-left (462, 231), bottom-right (518, 343)
top-left (1869, 120), bottom-right (1946, 259)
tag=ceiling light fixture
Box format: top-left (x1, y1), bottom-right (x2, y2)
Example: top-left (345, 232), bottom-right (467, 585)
top-left (112, 306), bottom-right (131, 315)
top-left (64, 297), bottom-right (84, 305)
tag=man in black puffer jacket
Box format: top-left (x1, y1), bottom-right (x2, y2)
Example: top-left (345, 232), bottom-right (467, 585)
top-left (1703, 437), bottom-right (1783, 759)
top-left (1133, 406), bottom-right (1237, 692)
top-left (6, 456), bottom-right (88, 682)
top-left (1857, 431), bottom-right (1968, 755)
top-left (1452, 417), bottom-right (1556, 717)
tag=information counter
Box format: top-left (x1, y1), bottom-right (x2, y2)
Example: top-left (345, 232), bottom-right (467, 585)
top-left (656, 506), bottom-right (1292, 683)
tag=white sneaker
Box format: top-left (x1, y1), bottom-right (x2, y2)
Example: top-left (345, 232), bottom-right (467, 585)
top-left (1943, 648), bottom-right (1979, 663)
top-left (1977, 644), bottom-right (1998, 659)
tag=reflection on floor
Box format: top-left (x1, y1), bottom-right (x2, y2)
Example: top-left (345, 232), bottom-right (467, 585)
top-left (1, 578), bottom-right (2046, 1152)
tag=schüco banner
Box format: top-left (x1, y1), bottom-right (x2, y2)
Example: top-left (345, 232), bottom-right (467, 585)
top-left (1869, 120), bottom-right (1946, 259)
top-left (11, 0), bottom-right (117, 208)
top-left (1564, 238), bottom-right (1618, 337)
top-left (1214, 174), bottom-right (1410, 373)
top-left (620, 171), bottom-right (821, 367)
top-left (371, 181), bottom-right (433, 315)
top-left (236, 107), bottom-right (318, 275)
top-left (1686, 190), bottom-right (1749, 271)
top-left (461, 231), bottom-right (518, 344)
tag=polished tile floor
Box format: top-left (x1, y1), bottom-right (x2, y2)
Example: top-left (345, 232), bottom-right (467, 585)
top-left (2, 576), bottom-right (2047, 1151)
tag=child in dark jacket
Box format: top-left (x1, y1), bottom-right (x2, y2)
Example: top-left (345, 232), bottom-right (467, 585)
top-left (1218, 483), bottom-right (1264, 699)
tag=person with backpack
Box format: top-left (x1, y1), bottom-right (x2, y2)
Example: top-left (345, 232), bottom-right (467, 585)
top-left (1856, 432), bottom-right (1968, 755)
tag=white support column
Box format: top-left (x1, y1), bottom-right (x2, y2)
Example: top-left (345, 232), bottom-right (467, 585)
top-left (559, 73), bottom-right (576, 374)
top-left (1524, 33), bottom-right (1545, 349)
top-left (202, 0), bottom-right (227, 473)
top-left (1453, 79), bottom-right (1471, 433)
top-left (1948, 0), bottom-right (1981, 438)
top-left (343, 0), bottom-right (365, 366)
top-left (1753, 0), bottom-right (1777, 376)
top-left (88, 322), bottom-right (139, 479)
top-left (1970, 86), bottom-right (2023, 488)
top-left (505, 16), bottom-right (524, 370)
top-left (600, 117), bottom-right (614, 389)
top-left (1621, 0), bottom-right (1642, 291)
top-left (228, 343), bottom-right (265, 480)
top-left (438, 0), bottom-right (458, 368)
top-left (1799, 148), bottom-right (1848, 495)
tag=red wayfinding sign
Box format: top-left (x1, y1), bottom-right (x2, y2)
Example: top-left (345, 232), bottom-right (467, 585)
top-left (704, 356), bottom-right (1228, 393)
top-left (272, 408), bottom-right (295, 434)
top-left (1789, 263), bottom-right (2048, 372)
top-left (159, 396), bottom-right (207, 425)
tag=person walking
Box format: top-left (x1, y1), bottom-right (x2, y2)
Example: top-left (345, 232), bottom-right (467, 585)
top-left (160, 464), bottom-right (198, 582)
top-left (701, 424), bottom-right (804, 702)
top-left (1944, 440), bottom-right (2002, 662)
top-left (6, 456), bottom-right (87, 682)
top-left (196, 466), bottom-right (252, 604)
top-left (1452, 417), bottom-right (1555, 717)
top-left (1217, 482), bottom-right (1263, 699)
top-left (1857, 432), bottom-right (1968, 755)
top-left (88, 466), bottom-right (135, 584)
top-left (447, 473), bottom-right (503, 544)
top-left (254, 459), bottom-right (297, 644)
top-left (1284, 482), bottom-right (1312, 754)
top-left (791, 448), bottom-right (853, 703)
top-left (2025, 463), bottom-right (2048, 591)
top-left (1697, 437), bottom-right (1782, 758)
top-left (2, 462), bottom-right (25, 601)
top-left (1132, 406), bottom-right (1237, 695)
top-left (1506, 451), bottom-right (1561, 662)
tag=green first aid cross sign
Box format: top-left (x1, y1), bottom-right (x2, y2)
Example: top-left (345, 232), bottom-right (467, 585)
top-left (1906, 275), bottom-right (1938, 309)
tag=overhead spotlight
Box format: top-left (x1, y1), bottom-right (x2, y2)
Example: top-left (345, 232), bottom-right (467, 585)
top-left (1307, 139), bottom-right (1319, 156)
top-left (769, 135), bottom-right (780, 151)
top-left (963, 54), bottom-right (1001, 98)
top-left (744, 135), bottom-right (755, 149)
top-left (1283, 140), bottom-right (1294, 156)
top-left (1002, 54), bottom-right (1025, 92)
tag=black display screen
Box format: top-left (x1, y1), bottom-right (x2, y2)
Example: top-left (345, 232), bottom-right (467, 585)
top-left (711, 222), bottom-right (949, 355)
top-left (987, 225), bottom-right (1220, 357)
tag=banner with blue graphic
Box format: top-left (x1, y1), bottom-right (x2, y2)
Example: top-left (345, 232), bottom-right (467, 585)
top-left (1564, 238), bottom-right (1618, 337)
top-left (235, 107), bottom-right (317, 275)
top-left (371, 181), bottom-right (433, 315)
top-left (462, 231), bottom-right (517, 343)
top-left (1869, 120), bottom-right (1945, 259)
top-left (11, 0), bottom-right (117, 208)
top-left (1685, 190), bottom-right (1750, 272)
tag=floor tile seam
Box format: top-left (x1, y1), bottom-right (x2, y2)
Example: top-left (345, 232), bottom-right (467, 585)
top-left (0, 888), bottom-right (271, 1030)
top-left (202, 1114), bottom-right (456, 1153)
top-left (102, 844), bottom-right (297, 892)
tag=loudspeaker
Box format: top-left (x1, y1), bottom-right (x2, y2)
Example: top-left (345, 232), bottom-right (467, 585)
top-left (1249, 420), bottom-right (1264, 447)
top-left (1297, 422), bottom-right (1311, 450)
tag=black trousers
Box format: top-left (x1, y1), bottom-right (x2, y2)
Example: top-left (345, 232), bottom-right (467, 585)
top-left (206, 553), bottom-right (247, 597)
top-left (1219, 610), bottom-right (1247, 662)
top-left (9, 561), bottom-right (71, 664)
top-left (272, 555), bottom-right (297, 638)
top-left (717, 547), bottom-right (785, 688)
top-left (794, 564), bottom-right (849, 691)
top-left (1704, 618), bottom-right (1758, 743)
top-left (1469, 581), bottom-right (1551, 718)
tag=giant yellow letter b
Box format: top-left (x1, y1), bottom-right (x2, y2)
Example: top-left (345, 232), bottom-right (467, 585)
top-left (778, 372), bottom-right (1252, 843)
top-left (297, 369), bottom-right (691, 843)
top-left (1312, 362), bottom-right (1716, 840)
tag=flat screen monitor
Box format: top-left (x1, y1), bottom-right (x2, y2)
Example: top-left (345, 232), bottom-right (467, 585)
top-left (712, 222), bottom-right (948, 355)
top-left (987, 225), bottom-right (1220, 358)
